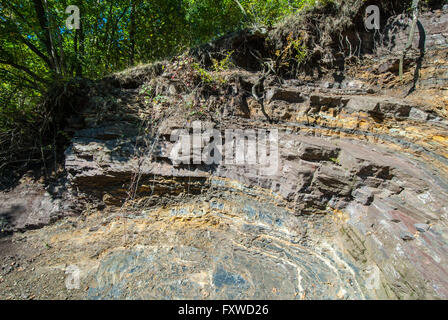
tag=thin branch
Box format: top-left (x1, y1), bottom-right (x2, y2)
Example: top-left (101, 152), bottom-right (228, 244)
top-left (0, 59), bottom-right (48, 84)
top-left (233, 0), bottom-right (247, 16)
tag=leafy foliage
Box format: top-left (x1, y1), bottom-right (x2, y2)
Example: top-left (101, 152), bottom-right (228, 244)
top-left (0, 0), bottom-right (382, 181)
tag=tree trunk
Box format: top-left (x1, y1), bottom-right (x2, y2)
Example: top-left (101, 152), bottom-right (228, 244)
top-left (32, 0), bottom-right (61, 75)
top-left (76, 1), bottom-right (84, 77)
top-left (130, 0), bottom-right (136, 66)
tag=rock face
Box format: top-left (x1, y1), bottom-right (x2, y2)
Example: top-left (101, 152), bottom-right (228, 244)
top-left (60, 10), bottom-right (448, 300)
top-left (0, 180), bottom-right (71, 234)
top-left (1, 9), bottom-right (448, 300)
top-left (87, 194), bottom-right (369, 300)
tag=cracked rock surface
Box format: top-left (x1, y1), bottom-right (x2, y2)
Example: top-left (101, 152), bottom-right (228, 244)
top-left (1, 8), bottom-right (448, 300)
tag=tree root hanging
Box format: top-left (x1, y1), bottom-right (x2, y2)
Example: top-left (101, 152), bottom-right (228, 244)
top-left (249, 49), bottom-right (276, 123)
top-left (399, 0), bottom-right (420, 81)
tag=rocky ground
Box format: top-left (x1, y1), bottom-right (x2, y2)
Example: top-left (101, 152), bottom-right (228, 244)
top-left (1, 6), bottom-right (448, 300)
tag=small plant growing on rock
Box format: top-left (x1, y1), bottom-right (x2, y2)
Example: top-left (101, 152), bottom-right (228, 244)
top-left (139, 83), bottom-right (154, 105)
top-left (212, 50), bottom-right (235, 72)
top-left (291, 37), bottom-right (308, 64)
top-left (152, 95), bottom-right (168, 105)
top-left (277, 33), bottom-right (308, 66)
top-left (192, 63), bottom-right (214, 84)
top-left (329, 157), bottom-right (341, 165)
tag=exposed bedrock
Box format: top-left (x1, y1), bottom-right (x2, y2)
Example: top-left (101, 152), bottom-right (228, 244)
top-left (64, 111), bottom-right (448, 299)
top-left (56, 10), bottom-right (448, 299)
top-left (1, 8), bottom-right (447, 300)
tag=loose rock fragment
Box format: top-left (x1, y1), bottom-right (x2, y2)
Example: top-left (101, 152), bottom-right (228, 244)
top-left (414, 224), bottom-right (430, 233)
top-left (400, 231), bottom-right (415, 241)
